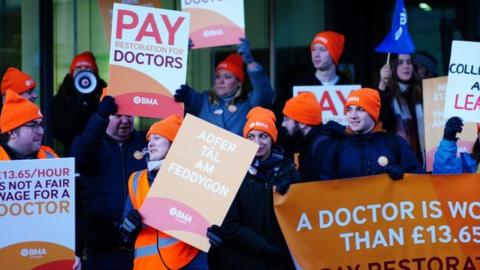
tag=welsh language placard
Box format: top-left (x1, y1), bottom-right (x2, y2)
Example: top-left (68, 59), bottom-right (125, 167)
top-left (141, 114), bottom-right (258, 251)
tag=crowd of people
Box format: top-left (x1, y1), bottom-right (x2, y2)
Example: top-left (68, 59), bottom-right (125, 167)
top-left (0, 30), bottom-right (476, 270)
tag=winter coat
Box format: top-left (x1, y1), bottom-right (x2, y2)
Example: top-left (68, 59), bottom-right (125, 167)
top-left (49, 73), bottom-right (107, 154)
top-left (185, 65), bottom-right (273, 136)
top-left (71, 113), bottom-right (147, 249)
top-left (321, 131), bottom-right (423, 180)
top-left (215, 148), bottom-right (298, 270)
top-left (433, 139), bottom-right (478, 174)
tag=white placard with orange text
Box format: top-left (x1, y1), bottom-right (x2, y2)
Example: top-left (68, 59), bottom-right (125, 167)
top-left (444, 40), bottom-right (480, 122)
top-left (109, 3), bottom-right (190, 118)
top-left (0, 158), bottom-right (75, 270)
top-left (181, 0), bottom-right (245, 49)
top-left (141, 114), bottom-right (258, 252)
top-left (294, 85), bottom-right (361, 125)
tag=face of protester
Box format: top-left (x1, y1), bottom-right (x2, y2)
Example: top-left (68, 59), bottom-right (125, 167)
top-left (247, 130), bottom-right (273, 161)
top-left (106, 114), bottom-right (134, 143)
top-left (396, 54), bottom-right (414, 82)
top-left (346, 105), bottom-right (376, 134)
top-left (8, 118), bottom-right (44, 156)
top-left (214, 69), bottom-right (242, 97)
top-left (21, 89), bottom-right (38, 103)
top-left (281, 116), bottom-right (301, 136)
top-left (311, 43), bottom-right (334, 71)
top-left (148, 134), bottom-right (171, 161)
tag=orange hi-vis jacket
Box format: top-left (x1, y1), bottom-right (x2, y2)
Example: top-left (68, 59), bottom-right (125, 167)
top-left (128, 170), bottom-right (199, 270)
top-left (0, 145), bottom-right (58, 160)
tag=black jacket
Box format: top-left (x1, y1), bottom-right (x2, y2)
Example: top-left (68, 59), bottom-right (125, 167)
top-left (215, 148), bottom-right (299, 270)
top-left (71, 114), bottom-right (147, 250)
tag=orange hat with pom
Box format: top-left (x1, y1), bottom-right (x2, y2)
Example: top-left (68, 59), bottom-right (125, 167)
top-left (1, 67), bottom-right (36, 96)
top-left (283, 92), bottom-right (322, 125)
top-left (69, 51), bottom-right (99, 76)
top-left (216, 53), bottom-right (245, 82)
top-left (311, 31), bottom-right (345, 65)
top-left (0, 90), bottom-right (43, 133)
top-left (243, 107), bottom-right (278, 142)
top-left (146, 115), bottom-right (183, 143)
top-left (345, 88), bottom-right (381, 122)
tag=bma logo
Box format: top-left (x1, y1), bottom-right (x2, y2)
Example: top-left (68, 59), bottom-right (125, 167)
top-left (133, 96), bottom-right (158, 106)
top-left (347, 96), bottom-right (359, 102)
top-left (20, 248), bottom-right (47, 258)
top-left (169, 207), bottom-right (192, 224)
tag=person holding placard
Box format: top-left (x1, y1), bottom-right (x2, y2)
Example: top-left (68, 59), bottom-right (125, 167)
top-left (71, 93), bottom-right (146, 270)
top-left (321, 88), bottom-right (423, 180)
top-left (378, 54), bottom-right (425, 165)
top-left (212, 106), bottom-right (298, 270)
top-left (433, 117), bottom-right (480, 174)
top-left (120, 115), bottom-right (208, 270)
top-left (0, 90), bottom-right (57, 160)
top-left (174, 38), bottom-right (273, 136)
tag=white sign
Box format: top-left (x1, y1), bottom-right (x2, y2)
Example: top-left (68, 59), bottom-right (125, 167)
top-left (0, 158), bottom-right (75, 270)
top-left (293, 85), bottom-right (361, 125)
top-left (444, 40), bottom-right (480, 122)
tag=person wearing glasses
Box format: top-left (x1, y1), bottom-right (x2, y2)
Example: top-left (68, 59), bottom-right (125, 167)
top-left (0, 90), bottom-right (57, 160)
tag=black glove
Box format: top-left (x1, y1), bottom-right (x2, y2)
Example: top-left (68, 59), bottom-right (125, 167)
top-left (443, 116), bottom-right (463, 141)
top-left (174, 84), bottom-right (192, 105)
top-left (207, 225), bottom-right (224, 247)
top-left (97, 96), bottom-right (118, 118)
top-left (237, 38), bottom-right (254, 64)
top-left (385, 164), bottom-right (405, 181)
top-left (119, 209), bottom-right (143, 245)
top-left (275, 179), bottom-right (294, 195)
top-left (261, 243), bottom-right (288, 259)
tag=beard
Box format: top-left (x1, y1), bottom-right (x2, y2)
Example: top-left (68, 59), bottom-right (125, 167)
top-left (279, 124), bottom-right (304, 153)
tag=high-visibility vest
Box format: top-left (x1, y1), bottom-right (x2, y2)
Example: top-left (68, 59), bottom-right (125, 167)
top-left (0, 145), bottom-right (58, 160)
top-left (128, 170), bottom-right (199, 270)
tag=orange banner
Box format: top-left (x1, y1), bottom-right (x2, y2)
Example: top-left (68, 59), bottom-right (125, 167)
top-left (274, 174), bottom-right (480, 270)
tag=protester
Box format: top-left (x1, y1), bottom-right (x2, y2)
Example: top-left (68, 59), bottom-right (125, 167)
top-left (0, 90), bottom-right (56, 159)
top-left (414, 52), bottom-right (438, 80)
top-left (1, 67), bottom-right (38, 103)
top-left (71, 94), bottom-right (146, 270)
top-left (212, 106), bottom-right (298, 269)
top-left (433, 117), bottom-right (479, 174)
top-left (174, 38), bottom-right (273, 135)
top-left (280, 92), bottom-right (344, 181)
top-left (50, 51), bottom-right (107, 155)
top-left (378, 54), bottom-right (425, 165)
top-left (119, 115), bottom-right (208, 270)
top-left (321, 88), bottom-right (423, 180)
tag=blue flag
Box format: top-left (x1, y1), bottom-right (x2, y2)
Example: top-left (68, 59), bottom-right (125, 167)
top-left (375, 0), bottom-right (415, 54)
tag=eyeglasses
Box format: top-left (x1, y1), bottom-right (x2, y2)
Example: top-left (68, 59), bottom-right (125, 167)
top-left (23, 122), bottom-right (45, 132)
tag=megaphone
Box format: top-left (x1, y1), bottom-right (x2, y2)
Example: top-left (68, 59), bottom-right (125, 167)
top-left (74, 70), bottom-right (97, 94)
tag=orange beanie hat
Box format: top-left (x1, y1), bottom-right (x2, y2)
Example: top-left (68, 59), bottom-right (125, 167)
top-left (69, 51), bottom-right (99, 76)
top-left (311, 31), bottom-right (345, 65)
top-left (345, 88), bottom-right (381, 122)
top-left (1, 67), bottom-right (36, 96)
top-left (243, 107), bottom-right (278, 142)
top-left (283, 92), bottom-right (322, 125)
top-left (0, 90), bottom-right (43, 133)
top-left (146, 115), bottom-right (183, 142)
top-left (216, 53), bottom-right (245, 82)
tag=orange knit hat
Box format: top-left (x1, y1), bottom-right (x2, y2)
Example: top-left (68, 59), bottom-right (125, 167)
top-left (69, 51), bottom-right (99, 76)
top-left (216, 53), bottom-right (245, 82)
top-left (1, 67), bottom-right (36, 96)
top-left (345, 88), bottom-right (381, 122)
top-left (243, 107), bottom-right (278, 142)
top-left (283, 92), bottom-right (322, 125)
top-left (311, 31), bottom-right (345, 65)
top-left (0, 90), bottom-right (43, 133)
top-left (146, 115), bottom-right (183, 142)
